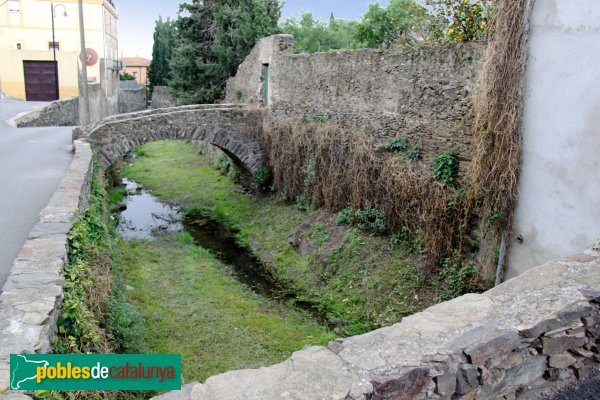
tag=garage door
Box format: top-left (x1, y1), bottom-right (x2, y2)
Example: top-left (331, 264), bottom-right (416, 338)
top-left (23, 61), bottom-right (58, 101)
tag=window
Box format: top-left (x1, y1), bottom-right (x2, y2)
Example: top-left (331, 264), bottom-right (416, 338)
top-left (49, 42), bottom-right (60, 51)
top-left (16, 43), bottom-right (22, 50)
top-left (8, 0), bottom-right (20, 13)
top-left (132, 71), bottom-right (138, 78)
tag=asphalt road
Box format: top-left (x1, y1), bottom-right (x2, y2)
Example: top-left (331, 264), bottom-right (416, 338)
top-left (0, 99), bottom-right (73, 289)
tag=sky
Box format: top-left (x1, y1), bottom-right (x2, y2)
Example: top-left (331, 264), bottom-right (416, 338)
top-left (118, 1), bottom-right (390, 59)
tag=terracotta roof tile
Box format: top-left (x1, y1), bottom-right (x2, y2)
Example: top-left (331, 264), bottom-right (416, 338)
top-left (121, 57), bottom-right (151, 67)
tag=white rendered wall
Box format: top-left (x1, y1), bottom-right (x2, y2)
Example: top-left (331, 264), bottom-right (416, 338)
top-left (507, 0), bottom-right (600, 278)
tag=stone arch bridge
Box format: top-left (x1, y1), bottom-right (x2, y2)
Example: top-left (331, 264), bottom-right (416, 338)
top-left (76, 104), bottom-right (265, 174)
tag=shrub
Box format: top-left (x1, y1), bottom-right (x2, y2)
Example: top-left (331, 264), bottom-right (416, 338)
top-left (406, 146), bottom-right (421, 160)
top-left (432, 149), bottom-right (459, 186)
top-left (390, 226), bottom-right (425, 253)
top-left (334, 206), bottom-right (355, 225)
top-left (354, 205), bottom-right (386, 234)
top-left (378, 138), bottom-right (407, 152)
top-left (334, 204), bottom-right (386, 235)
top-left (254, 164), bottom-right (272, 190)
top-left (209, 152), bottom-right (231, 175)
top-left (441, 258), bottom-right (478, 299)
top-left (295, 194), bottom-right (311, 211)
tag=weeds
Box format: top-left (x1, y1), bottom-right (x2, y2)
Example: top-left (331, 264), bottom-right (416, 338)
top-left (378, 138), bottom-right (407, 152)
top-left (307, 223), bottom-right (329, 246)
top-left (390, 227), bottom-right (425, 254)
top-left (254, 164), bottom-right (272, 190)
top-left (334, 204), bottom-right (386, 235)
top-left (264, 118), bottom-right (470, 265)
top-left (406, 146), bottom-right (421, 160)
top-left (295, 194), bottom-right (311, 211)
top-left (42, 160), bottom-right (148, 400)
top-left (432, 150), bottom-right (459, 186)
top-left (440, 257), bottom-right (478, 299)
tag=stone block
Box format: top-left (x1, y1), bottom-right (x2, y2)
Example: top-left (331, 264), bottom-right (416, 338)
top-left (434, 370), bottom-right (457, 396)
top-left (547, 367), bottom-right (575, 382)
top-left (463, 330), bottom-right (521, 365)
top-left (494, 352), bottom-right (524, 369)
top-left (181, 347), bottom-right (363, 400)
top-left (548, 354), bottom-right (577, 368)
top-left (371, 368), bottom-right (430, 400)
top-left (456, 365), bottom-right (479, 395)
top-left (542, 336), bottom-right (586, 355)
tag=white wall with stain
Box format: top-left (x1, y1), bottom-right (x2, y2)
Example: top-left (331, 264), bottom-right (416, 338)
top-left (507, 0), bottom-right (600, 278)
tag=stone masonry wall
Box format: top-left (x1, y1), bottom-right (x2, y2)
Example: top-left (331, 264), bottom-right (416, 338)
top-left (0, 141), bottom-right (93, 391)
top-left (151, 86), bottom-right (177, 109)
top-left (80, 104), bottom-right (265, 175)
top-left (119, 86), bottom-right (147, 114)
top-left (12, 97), bottom-right (79, 127)
top-left (225, 35), bottom-right (484, 175)
top-left (154, 245), bottom-right (600, 400)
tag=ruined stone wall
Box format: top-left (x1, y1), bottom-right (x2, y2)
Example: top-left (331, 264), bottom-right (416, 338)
top-left (225, 35), bottom-right (484, 174)
top-left (224, 35), bottom-right (294, 106)
top-left (154, 245), bottom-right (600, 400)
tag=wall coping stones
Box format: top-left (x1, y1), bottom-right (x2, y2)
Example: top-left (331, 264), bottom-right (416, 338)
top-left (0, 140), bottom-right (92, 393)
top-left (152, 246), bottom-right (600, 400)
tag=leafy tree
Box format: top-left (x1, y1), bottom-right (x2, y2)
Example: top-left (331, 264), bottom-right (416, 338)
top-left (169, 0), bottom-right (282, 104)
top-left (425, 0), bottom-right (493, 42)
top-left (148, 17), bottom-right (177, 91)
top-left (355, 0), bottom-right (429, 48)
top-left (119, 72), bottom-right (136, 80)
top-left (281, 12), bottom-right (362, 53)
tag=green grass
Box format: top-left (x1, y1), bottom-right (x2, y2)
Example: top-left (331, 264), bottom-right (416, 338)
top-left (119, 234), bottom-right (333, 383)
top-left (123, 140), bottom-right (451, 336)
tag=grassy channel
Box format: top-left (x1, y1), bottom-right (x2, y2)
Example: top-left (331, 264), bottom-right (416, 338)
top-left (118, 233), bottom-right (333, 382)
top-left (122, 140), bottom-right (458, 337)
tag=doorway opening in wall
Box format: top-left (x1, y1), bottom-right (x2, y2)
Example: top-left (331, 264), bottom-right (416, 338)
top-left (261, 63), bottom-right (269, 107)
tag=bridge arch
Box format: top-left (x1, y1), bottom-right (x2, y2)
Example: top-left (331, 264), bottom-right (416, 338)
top-left (79, 104), bottom-right (265, 175)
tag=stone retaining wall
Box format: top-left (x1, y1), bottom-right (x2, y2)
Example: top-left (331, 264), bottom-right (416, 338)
top-left (119, 86), bottom-right (147, 114)
top-left (12, 97), bottom-right (79, 127)
top-left (154, 245), bottom-right (600, 399)
top-left (0, 141), bottom-right (93, 391)
top-left (225, 35), bottom-right (484, 176)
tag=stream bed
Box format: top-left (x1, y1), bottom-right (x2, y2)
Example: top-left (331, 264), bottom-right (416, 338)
top-left (116, 177), bottom-right (329, 325)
